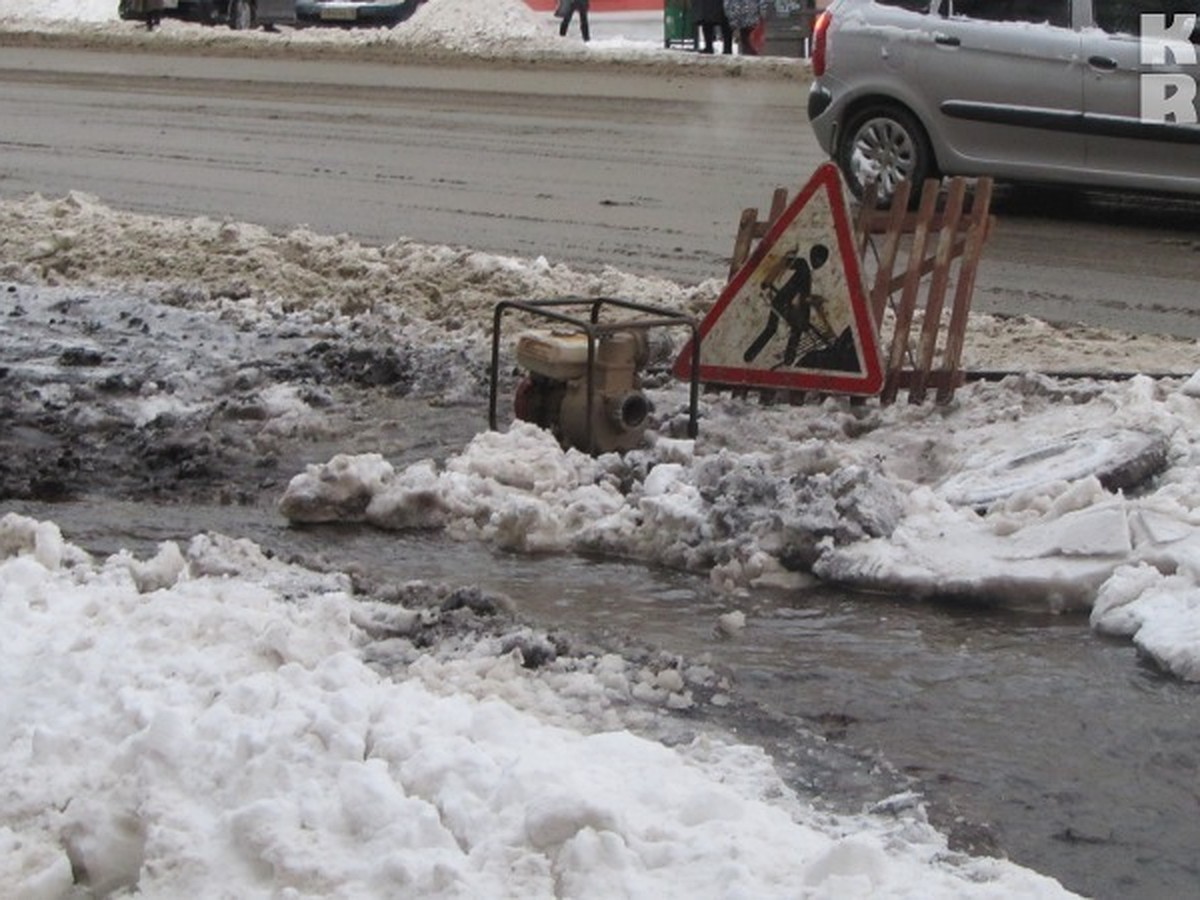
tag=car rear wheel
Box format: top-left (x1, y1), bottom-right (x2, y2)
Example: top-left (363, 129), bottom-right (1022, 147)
top-left (837, 104), bottom-right (933, 204)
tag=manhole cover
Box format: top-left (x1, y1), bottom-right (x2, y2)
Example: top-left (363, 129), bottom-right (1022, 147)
top-left (936, 428), bottom-right (1170, 510)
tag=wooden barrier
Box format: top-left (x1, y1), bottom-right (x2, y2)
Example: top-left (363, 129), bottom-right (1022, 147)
top-left (856, 176), bottom-right (995, 404)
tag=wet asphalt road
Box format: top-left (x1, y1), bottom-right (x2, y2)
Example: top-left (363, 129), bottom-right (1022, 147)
top-left (1, 44), bottom-right (1198, 337)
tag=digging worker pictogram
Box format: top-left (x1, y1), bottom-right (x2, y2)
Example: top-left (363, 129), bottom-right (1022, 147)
top-left (743, 243), bottom-right (834, 368)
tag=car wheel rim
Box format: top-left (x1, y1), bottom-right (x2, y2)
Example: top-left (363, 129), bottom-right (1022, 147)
top-left (849, 117), bottom-right (918, 197)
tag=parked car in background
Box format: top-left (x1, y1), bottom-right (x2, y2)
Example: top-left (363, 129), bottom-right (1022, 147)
top-left (807, 0), bottom-right (1200, 200)
top-left (118, 0), bottom-right (298, 29)
top-left (118, 0), bottom-right (423, 30)
top-left (293, 0), bottom-right (422, 27)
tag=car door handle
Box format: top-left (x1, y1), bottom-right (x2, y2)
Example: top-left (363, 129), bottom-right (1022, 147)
top-left (933, 33), bottom-right (961, 47)
top-left (1088, 55), bottom-right (1118, 70)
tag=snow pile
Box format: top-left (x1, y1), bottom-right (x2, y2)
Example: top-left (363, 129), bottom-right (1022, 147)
top-left (0, 0), bottom-right (113, 23)
top-left (4, 191), bottom-right (1196, 373)
top-left (5, 190), bottom-right (1200, 681)
top-left (279, 374), bottom-right (1200, 683)
top-left (276, 423), bottom-right (904, 575)
top-left (397, 0), bottom-right (560, 56)
top-left (0, 191), bottom-right (705, 331)
top-left (0, 511), bottom-right (1076, 898)
top-left (1092, 563), bottom-right (1200, 681)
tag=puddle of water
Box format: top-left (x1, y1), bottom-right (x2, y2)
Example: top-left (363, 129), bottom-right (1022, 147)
top-left (7, 496), bottom-right (1200, 899)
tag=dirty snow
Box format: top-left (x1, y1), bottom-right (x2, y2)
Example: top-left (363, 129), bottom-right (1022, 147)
top-left (0, 511), bottom-right (1077, 898)
top-left (5, 189), bottom-right (1196, 680)
top-left (0, 0), bottom-right (1197, 897)
top-left (2, 190), bottom-right (1195, 900)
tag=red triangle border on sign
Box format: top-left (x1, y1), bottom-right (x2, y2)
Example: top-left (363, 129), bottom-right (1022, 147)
top-left (674, 163), bottom-right (883, 397)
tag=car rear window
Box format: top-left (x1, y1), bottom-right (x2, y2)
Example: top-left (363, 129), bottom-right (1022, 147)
top-left (945, 0), bottom-right (1071, 26)
top-left (1092, 0), bottom-right (1200, 38)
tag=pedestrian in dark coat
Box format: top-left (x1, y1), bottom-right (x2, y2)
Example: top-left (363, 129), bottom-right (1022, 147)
top-left (691, 0), bottom-right (732, 54)
top-left (558, 0), bottom-right (590, 42)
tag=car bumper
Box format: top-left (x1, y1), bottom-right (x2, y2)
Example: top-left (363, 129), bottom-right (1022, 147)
top-left (294, 0), bottom-right (415, 25)
top-left (807, 82), bottom-right (837, 155)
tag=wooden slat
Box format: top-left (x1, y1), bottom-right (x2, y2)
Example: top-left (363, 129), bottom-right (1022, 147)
top-left (937, 177), bottom-right (994, 403)
top-left (881, 179), bottom-right (941, 404)
top-left (729, 188), bottom-right (790, 281)
top-left (868, 180), bottom-right (912, 327)
top-left (729, 206), bottom-right (759, 281)
top-left (856, 180), bottom-right (880, 259)
top-left (764, 187), bottom-right (789, 234)
top-left (908, 178), bottom-right (967, 403)
top-left (860, 207), bottom-right (964, 235)
top-left (881, 235), bottom-right (968, 296)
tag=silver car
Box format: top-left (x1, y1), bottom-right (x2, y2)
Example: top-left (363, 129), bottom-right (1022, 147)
top-left (807, 0), bottom-right (1200, 199)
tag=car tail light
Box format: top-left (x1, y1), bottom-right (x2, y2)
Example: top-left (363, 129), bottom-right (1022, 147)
top-left (811, 10), bottom-right (832, 77)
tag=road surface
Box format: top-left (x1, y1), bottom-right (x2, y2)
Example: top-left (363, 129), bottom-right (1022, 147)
top-left (1, 44), bottom-right (1198, 337)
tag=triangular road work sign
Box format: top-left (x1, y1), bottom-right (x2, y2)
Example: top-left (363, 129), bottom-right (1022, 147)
top-left (674, 163), bottom-right (883, 396)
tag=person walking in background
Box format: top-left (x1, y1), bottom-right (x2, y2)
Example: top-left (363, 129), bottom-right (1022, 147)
top-left (723, 0), bottom-right (767, 54)
top-left (557, 0), bottom-right (590, 42)
top-left (692, 0), bottom-right (732, 54)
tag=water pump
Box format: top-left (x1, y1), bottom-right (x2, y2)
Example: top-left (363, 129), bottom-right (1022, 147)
top-left (512, 329), bottom-right (650, 454)
top-left (488, 297), bottom-right (700, 456)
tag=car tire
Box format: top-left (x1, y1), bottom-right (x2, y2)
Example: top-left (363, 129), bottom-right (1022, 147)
top-left (228, 0), bottom-right (254, 30)
top-left (837, 104), bottom-right (933, 204)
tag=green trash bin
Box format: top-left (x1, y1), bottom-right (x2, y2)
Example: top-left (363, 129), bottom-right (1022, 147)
top-left (664, 0), bottom-right (698, 50)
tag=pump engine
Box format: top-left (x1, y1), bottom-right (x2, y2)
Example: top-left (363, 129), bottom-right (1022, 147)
top-left (512, 329), bottom-right (650, 453)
